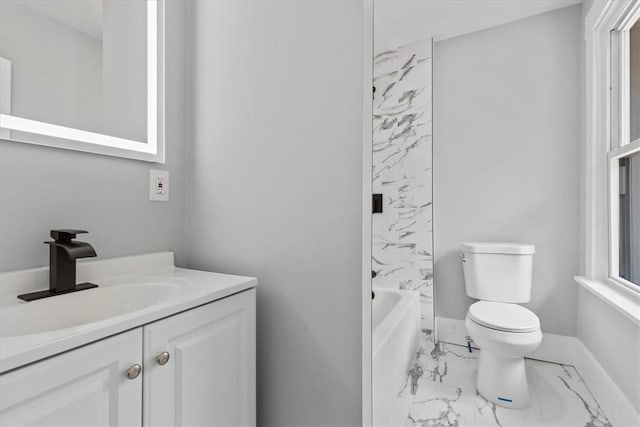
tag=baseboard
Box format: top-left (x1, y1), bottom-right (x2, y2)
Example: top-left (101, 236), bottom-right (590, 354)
top-left (435, 316), bottom-right (581, 364)
top-left (435, 316), bottom-right (640, 426)
top-left (435, 316), bottom-right (474, 348)
top-left (572, 340), bottom-right (640, 427)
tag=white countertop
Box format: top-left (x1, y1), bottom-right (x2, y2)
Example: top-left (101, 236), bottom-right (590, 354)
top-left (0, 252), bottom-right (257, 373)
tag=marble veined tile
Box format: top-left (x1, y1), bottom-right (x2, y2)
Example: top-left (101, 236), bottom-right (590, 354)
top-left (474, 390), bottom-right (545, 427)
top-left (528, 361), bottom-right (611, 427)
top-left (408, 383), bottom-right (476, 427)
top-left (400, 336), bottom-right (478, 427)
top-left (386, 332), bottom-right (613, 427)
top-left (373, 38), bottom-right (433, 330)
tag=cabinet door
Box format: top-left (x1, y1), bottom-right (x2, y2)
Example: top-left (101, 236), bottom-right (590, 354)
top-left (143, 289), bottom-right (256, 427)
top-left (0, 329), bottom-right (142, 426)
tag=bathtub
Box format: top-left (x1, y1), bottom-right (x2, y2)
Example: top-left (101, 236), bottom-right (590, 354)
top-left (372, 288), bottom-right (421, 426)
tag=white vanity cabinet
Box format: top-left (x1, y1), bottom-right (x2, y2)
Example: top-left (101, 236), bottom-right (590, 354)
top-left (0, 288), bottom-right (256, 427)
top-left (0, 329), bottom-right (143, 426)
top-left (143, 288), bottom-right (256, 426)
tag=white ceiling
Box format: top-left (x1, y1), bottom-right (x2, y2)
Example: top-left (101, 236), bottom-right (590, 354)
top-left (375, 0), bottom-right (583, 52)
top-left (16, 0), bottom-right (103, 40)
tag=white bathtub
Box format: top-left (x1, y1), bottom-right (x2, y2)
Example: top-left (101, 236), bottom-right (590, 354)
top-left (372, 288), bottom-right (421, 426)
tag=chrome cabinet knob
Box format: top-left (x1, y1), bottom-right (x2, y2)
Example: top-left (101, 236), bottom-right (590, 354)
top-left (126, 364), bottom-right (142, 380)
top-left (156, 351), bottom-right (170, 366)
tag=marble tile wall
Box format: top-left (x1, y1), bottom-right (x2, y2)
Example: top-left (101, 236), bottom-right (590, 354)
top-left (372, 39), bottom-right (434, 330)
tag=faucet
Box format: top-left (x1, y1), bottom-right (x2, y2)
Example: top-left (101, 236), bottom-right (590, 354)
top-left (18, 229), bottom-right (98, 301)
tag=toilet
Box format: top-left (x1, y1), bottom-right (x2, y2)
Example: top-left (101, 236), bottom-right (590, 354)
top-left (461, 242), bottom-right (542, 409)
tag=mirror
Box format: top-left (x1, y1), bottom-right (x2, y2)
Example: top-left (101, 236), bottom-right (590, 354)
top-left (0, 0), bottom-right (164, 162)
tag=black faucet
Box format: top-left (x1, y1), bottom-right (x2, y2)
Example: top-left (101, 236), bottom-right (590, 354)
top-left (18, 230), bottom-right (98, 302)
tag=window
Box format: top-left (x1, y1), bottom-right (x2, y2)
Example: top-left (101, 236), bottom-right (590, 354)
top-left (582, 0), bottom-right (640, 320)
top-left (619, 153), bottom-right (639, 283)
top-left (609, 11), bottom-right (640, 288)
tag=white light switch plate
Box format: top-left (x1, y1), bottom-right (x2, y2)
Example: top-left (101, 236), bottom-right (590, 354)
top-left (149, 169), bottom-right (169, 201)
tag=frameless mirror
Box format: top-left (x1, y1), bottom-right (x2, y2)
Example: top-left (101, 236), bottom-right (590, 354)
top-left (0, 0), bottom-right (164, 162)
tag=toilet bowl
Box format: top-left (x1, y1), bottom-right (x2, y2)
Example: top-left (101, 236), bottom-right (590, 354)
top-left (460, 242), bottom-right (540, 408)
top-left (465, 301), bottom-right (542, 408)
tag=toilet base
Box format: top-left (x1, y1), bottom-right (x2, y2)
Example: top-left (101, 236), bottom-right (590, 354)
top-left (477, 350), bottom-right (531, 409)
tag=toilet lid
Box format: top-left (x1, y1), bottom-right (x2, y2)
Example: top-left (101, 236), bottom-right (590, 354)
top-left (468, 301), bottom-right (540, 333)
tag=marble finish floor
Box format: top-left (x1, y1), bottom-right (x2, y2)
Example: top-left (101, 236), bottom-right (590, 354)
top-left (386, 332), bottom-right (611, 427)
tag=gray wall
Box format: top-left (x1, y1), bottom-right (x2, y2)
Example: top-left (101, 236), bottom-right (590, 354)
top-left (0, 0), bottom-right (187, 272)
top-left (184, 1), bottom-right (363, 425)
top-left (577, 286), bottom-right (640, 411)
top-left (433, 5), bottom-right (581, 336)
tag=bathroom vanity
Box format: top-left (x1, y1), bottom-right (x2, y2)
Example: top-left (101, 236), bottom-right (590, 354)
top-left (0, 252), bottom-right (256, 426)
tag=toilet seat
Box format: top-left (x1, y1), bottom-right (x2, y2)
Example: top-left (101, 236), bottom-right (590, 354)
top-left (468, 301), bottom-right (539, 333)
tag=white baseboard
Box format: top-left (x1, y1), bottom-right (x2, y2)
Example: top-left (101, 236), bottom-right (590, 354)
top-left (435, 316), bottom-right (474, 348)
top-left (436, 316), bottom-right (582, 364)
top-left (435, 316), bottom-right (640, 426)
top-left (572, 339), bottom-right (640, 427)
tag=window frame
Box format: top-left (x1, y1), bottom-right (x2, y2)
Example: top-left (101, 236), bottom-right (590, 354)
top-left (608, 3), bottom-right (640, 290)
top-left (608, 141), bottom-right (640, 290)
top-left (584, 0), bottom-right (640, 300)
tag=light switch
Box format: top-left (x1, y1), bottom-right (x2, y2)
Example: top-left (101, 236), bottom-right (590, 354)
top-left (149, 169), bottom-right (169, 201)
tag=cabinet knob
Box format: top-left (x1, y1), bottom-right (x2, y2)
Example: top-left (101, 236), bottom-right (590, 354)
top-left (126, 364), bottom-right (142, 380)
top-left (156, 351), bottom-right (170, 366)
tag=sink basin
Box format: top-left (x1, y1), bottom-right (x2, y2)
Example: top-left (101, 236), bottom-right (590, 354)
top-left (0, 252), bottom-right (257, 374)
top-left (0, 280), bottom-right (183, 337)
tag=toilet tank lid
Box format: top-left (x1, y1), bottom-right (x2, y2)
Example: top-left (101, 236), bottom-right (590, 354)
top-left (460, 242), bottom-right (535, 255)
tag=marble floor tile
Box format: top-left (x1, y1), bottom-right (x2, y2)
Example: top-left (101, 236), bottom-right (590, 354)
top-left (474, 390), bottom-right (545, 427)
top-left (528, 361), bottom-right (611, 427)
top-left (407, 382), bottom-right (475, 427)
top-left (385, 332), bottom-right (612, 427)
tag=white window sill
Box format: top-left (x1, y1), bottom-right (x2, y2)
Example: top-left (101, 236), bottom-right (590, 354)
top-left (574, 276), bottom-right (640, 326)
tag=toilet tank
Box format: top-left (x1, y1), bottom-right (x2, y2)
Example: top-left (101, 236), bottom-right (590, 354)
top-left (460, 242), bottom-right (535, 303)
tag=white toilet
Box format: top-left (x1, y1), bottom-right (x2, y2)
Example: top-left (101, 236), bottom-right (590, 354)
top-left (461, 242), bottom-right (542, 409)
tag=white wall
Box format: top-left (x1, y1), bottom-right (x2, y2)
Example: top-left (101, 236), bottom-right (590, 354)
top-left (433, 5), bottom-right (582, 336)
top-left (0, 1), bottom-right (187, 272)
top-left (184, 1), bottom-right (364, 425)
